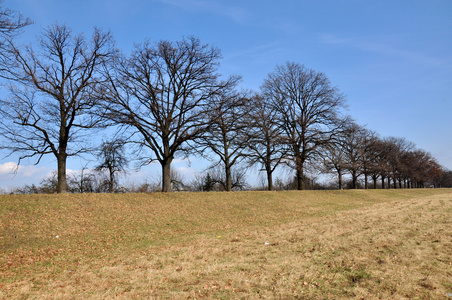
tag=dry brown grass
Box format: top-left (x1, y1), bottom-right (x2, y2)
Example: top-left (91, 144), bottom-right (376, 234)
top-left (1, 189), bottom-right (451, 299)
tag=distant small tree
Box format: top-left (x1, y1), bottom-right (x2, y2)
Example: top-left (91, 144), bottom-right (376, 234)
top-left (170, 169), bottom-right (187, 191)
top-left (68, 165), bottom-right (96, 193)
top-left (208, 166), bottom-right (248, 191)
top-left (95, 139), bottom-right (128, 193)
top-left (39, 171), bottom-right (58, 193)
top-left (202, 173), bottom-right (217, 191)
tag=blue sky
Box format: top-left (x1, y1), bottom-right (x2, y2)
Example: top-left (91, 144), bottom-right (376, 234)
top-left (1, 0), bottom-right (451, 190)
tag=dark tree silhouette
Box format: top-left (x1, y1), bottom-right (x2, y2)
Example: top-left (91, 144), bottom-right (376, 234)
top-left (262, 62), bottom-right (347, 190)
top-left (341, 122), bottom-right (366, 189)
top-left (358, 129), bottom-right (379, 189)
top-left (0, 1), bottom-right (32, 80)
top-left (95, 139), bottom-right (128, 193)
top-left (0, 24), bottom-right (116, 193)
top-left (245, 94), bottom-right (287, 191)
top-left (104, 37), bottom-right (239, 192)
top-left (0, 1), bottom-right (32, 38)
top-left (198, 87), bottom-right (250, 191)
top-left (321, 140), bottom-right (346, 189)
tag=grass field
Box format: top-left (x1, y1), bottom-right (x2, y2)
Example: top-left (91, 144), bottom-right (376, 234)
top-left (1, 189), bottom-right (451, 299)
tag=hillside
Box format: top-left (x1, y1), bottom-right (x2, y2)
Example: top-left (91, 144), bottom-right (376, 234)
top-left (1, 189), bottom-right (451, 299)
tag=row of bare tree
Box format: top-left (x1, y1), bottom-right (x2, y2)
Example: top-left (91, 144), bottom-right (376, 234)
top-left (0, 6), bottom-right (448, 193)
top-left (321, 124), bottom-right (444, 189)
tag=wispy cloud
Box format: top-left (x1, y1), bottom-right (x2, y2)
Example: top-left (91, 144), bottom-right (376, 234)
top-left (224, 41), bottom-right (283, 62)
top-left (319, 34), bottom-right (444, 67)
top-left (0, 162), bottom-right (19, 175)
top-left (0, 162), bottom-right (51, 189)
top-left (158, 0), bottom-right (248, 24)
top-left (0, 162), bottom-right (49, 177)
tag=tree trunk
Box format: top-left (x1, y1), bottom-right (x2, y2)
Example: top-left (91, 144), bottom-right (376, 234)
top-left (364, 174), bottom-right (368, 189)
top-left (109, 168), bottom-right (115, 193)
top-left (57, 154), bottom-right (68, 193)
top-left (266, 168), bottom-right (273, 191)
top-left (265, 144), bottom-right (273, 191)
top-left (225, 164), bottom-right (232, 192)
top-left (381, 175), bottom-right (385, 189)
top-left (373, 176), bottom-right (377, 189)
top-left (338, 171), bottom-right (343, 190)
top-left (161, 159), bottom-right (172, 192)
top-left (296, 168), bottom-right (304, 190)
top-left (352, 170), bottom-right (357, 189)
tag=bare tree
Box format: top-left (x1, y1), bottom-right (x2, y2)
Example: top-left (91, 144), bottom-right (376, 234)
top-left (170, 168), bottom-right (187, 191)
top-left (405, 149), bottom-right (440, 188)
top-left (104, 37), bottom-right (239, 192)
top-left (95, 139), bottom-right (128, 193)
top-left (188, 172), bottom-right (209, 192)
top-left (341, 122), bottom-right (366, 189)
top-left (208, 165), bottom-right (248, 191)
top-left (245, 94), bottom-right (287, 191)
top-left (437, 168), bottom-right (452, 188)
top-left (68, 165), bottom-right (96, 193)
top-left (366, 138), bottom-right (383, 189)
top-left (384, 137), bottom-right (415, 188)
top-left (358, 129), bottom-right (379, 189)
top-left (198, 86), bottom-right (250, 191)
top-left (262, 62), bottom-right (347, 190)
top-left (0, 1), bottom-right (32, 72)
top-left (369, 138), bottom-right (390, 189)
top-left (321, 140), bottom-right (346, 189)
top-left (0, 1), bottom-right (32, 38)
top-left (0, 24), bottom-right (116, 193)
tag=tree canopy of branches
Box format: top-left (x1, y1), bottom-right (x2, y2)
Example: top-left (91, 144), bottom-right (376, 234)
top-left (198, 86), bottom-right (250, 191)
top-left (341, 122), bottom-right (367, 189)
top-left (0, 1), bottom-right (32, 77)
top-left (95, 139), bottom-right (128, 193)
top-left (324, 121), bottom-right (380, 189)
top-left (321, 139), bottom-right (346, 189)
top-left (325, 132), bottom-right (442, 190)
top-left (262, 62), bottom-right (347, 190)
top-left (245, 94), bottom-right (287, 191)
top-left (0, 15), bottom-right (447, 194)
top-left (104, 37), bottom-right (239, 192)
top-left (0, 1), bottom-right (32, 38)
top-left (0, 24), bottom-right (116, 193)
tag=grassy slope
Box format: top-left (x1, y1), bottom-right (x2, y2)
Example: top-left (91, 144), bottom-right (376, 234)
top-left (1, 189), bottom-right (451, 299)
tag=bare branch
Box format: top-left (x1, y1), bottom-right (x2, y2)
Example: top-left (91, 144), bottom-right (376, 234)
top-left (104, 37), bottom-right (238, 192)
top-left (0, 24), bottom-right (117, 193)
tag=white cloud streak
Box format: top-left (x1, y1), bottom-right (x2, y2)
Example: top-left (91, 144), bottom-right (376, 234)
top-left (319, 34), bottom-right (445, 67)
top-left (0, 162), bottom-right (51, 189)
top-left (0, 162), bottom-right (49, 177)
